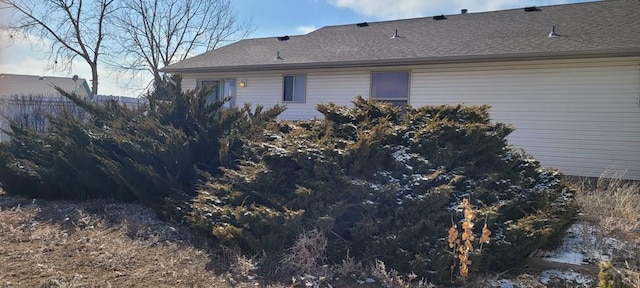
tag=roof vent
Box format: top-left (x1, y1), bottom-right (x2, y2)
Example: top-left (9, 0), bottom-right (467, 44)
top-left (461, 9), bottom-right (468, 14)
top-left (433, 15), bottom-right (447, 20)
top-left (524, 6), bottom-right (540, 12)
top-left (274, 51), bottom-right (283, 60)
top-left (391, 29), bottom-right (400, 38)
top-left (548, 25), bottom-right (559, 37)
top-left (277, 35), bottom-right (290, 41)
top-left (356, 22), bottom-right (369, 27)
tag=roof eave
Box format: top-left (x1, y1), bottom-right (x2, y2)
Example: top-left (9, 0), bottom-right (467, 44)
top-left (160, 48), bottom-right (640, 74)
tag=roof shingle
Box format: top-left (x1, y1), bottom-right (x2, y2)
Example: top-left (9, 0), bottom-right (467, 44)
top-left (0, 74), bottom-right (91, 97)
top-left (162, 0), bottom-right (640, 73)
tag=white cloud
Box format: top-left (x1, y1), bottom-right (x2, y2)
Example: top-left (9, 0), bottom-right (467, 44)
top-left (296, 25), bottom-right (318, 34)
top-left (0, 31), bottom-right (149, 97)
top-left (327, 0), bottom-right (586, 20)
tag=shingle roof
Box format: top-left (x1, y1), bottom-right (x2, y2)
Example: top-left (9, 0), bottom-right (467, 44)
top-left (162, 0), bottom-right (640, 73)
top-left (0, 74), bottom-right (91, 97)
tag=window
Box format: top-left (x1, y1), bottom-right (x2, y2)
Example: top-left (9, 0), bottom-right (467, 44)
top-left (371, 71), bottom-right (409, 105)
top-left (283, 75), bottom-right (306, 102)
top-left (198, 79), bottom-right (236, 108)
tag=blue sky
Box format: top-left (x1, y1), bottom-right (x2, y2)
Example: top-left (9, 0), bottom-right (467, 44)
top-left (234, 0), bottom-right (593, 37)
top-left (0, 0), bottom-right (594, 96)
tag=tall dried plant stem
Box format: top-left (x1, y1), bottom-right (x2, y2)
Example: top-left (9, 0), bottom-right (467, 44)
top-left (446, 198), bottom-right (491, 284)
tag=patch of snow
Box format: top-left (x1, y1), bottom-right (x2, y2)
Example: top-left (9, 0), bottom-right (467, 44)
top-left (365, 277), bottom-right (375, 283)
top-left (537, 222), bottom-right (610, 265)
top-left (435, 173), bottom-right (451, 182)
top-left (390, 145), bottom-right (430, 166)
top-left (490, 279), bottom-right (515, 288)
top-left (363, 200), bottom-right (377, 205)
top-left (539, 270), bottom-right (593, 286)
top-left (544, 251), bottom-right (585, 265)
top-left (602, 237), bottom-right (626, 251)
top-left (350, 179), bottom-right (368, 186)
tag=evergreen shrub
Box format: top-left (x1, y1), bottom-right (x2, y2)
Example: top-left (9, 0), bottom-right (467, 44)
top-left (0, 90), bottom-right (575, 283)
top-left (188, 96), bottom-right (575, 282)
top-left (0, 86), bottom-right (285, 210)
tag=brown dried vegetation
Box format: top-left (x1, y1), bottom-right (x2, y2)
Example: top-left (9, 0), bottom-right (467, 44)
top-left (447, 198), bottom-right (491, 283)
top-left (0, 192), bottom-right (270, 288)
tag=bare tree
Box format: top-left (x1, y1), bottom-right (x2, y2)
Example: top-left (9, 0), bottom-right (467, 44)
top-left (112, 0), bottom-right (252, 90)
top-left (0, 0), bottom-right (117, 95)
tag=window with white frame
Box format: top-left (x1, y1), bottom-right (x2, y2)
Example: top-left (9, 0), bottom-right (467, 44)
top-left (197, 79), bottom-right (236, 108)
top-left (370, 71), bottom-right (409, 105)
top-left (283, 75), bottom-right (306, 102)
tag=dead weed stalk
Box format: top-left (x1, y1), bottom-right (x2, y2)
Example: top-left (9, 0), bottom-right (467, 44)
top-left (447, 198), bottom-right (491, 283)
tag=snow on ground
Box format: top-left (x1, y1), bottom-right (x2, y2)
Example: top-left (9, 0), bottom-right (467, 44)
top-left (535, 221), bottom-right (627, 265)
top-left (537, 222), bottom-right (598, 264)
top-left (539, 270), bottom-right (593, 286)
top-left (490, 221), bottom-right (602, 287)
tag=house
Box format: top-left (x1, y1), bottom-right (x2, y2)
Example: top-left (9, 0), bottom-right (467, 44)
top-left (0, 74), bottom-right (92, 98)
top-left (0, 74), bottom-right (92, 142)
top-left (161, 0), bottom-right (640, 180)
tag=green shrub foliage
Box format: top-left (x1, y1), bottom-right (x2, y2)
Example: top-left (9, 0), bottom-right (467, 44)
top-left (0, 91), bottom-right (575, 283)
top-left (0, 86), bottom-right (285, 209)
top-left (189, 96), bottom-right (575, 282)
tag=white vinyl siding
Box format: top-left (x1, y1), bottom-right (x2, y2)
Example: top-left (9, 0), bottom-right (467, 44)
top-left (181, 77), bottom-right (198, 91)
top-left (279, 70), bottom-right (370, 120)
top-left (236, 75), bottom-right (283, 110)
top-left (181, 70), bottom-right (369, 120)
top-left (411, 57), bottom-right (640, 180)
top-left (178, 57), bottom-right (640, 180)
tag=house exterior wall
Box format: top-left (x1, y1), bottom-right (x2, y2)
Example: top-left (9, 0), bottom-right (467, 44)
top-left (181, 69), bottom-right (370, 120)
top-left (179, 57), bottom-right (640, 180)
top-left (410, 57), bottom-right (640, 180)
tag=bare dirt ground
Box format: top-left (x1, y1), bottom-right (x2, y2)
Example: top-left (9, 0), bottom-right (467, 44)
top-left (0, 191), bottom-right (268, 288)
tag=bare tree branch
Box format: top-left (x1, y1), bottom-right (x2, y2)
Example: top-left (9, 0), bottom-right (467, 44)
top-left (111, 0), bottom-right (253, 91)
top-left (0, 0), bottom-right (117, 95)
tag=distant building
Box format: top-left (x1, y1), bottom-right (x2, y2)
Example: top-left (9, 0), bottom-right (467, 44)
top-left (0, 74), bottom-right (149, 142)
top-left (0, 74), bottom-right (91, 98)
top-left (0, 74), bottom-right (93, 142)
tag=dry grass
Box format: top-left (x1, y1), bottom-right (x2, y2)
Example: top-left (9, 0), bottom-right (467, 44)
top-left (370, 260), bottom-right (434, 288)
top-left (0, 190), bottom-right (438, 288)
top-left (571, 173), bottom-right (640, 287)
top-left (280, 229), bottom-right (328, 276)
top-left (334, 250), bottom-right (362, 278)
top-left (572, 174), bottom-right (640, 241)
top-left (0, 191), bottom-right (275, 288)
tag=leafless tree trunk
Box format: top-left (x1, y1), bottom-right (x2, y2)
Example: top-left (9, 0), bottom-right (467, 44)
top-left (0, 0), bottom-right (116, 95)
top-left (111, 0), bottom-right (252, 90)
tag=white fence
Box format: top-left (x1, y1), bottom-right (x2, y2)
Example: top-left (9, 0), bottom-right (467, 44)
top-left (0, 94), bottom-right (147, 142)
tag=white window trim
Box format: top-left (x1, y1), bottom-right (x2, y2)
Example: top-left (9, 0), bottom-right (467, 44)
top-left (282, 74), bottom-right (307, 103)
top-left (370, 71), bottom-right (411, 105)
